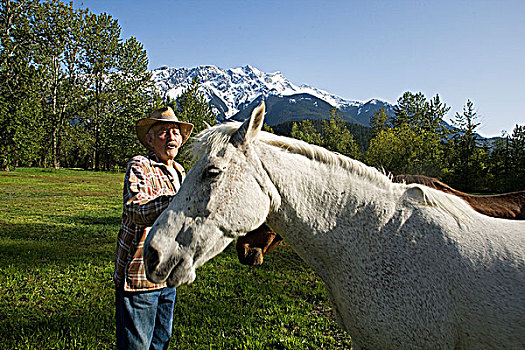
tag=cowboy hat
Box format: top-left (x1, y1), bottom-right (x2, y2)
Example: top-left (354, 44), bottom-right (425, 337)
top-left (136, 107), bottom-right (194, 149)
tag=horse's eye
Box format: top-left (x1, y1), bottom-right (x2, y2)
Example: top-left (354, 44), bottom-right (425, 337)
top-left (204, 166), bottom-right (221, 179)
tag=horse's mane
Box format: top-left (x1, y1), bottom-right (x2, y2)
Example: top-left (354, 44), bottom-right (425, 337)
top-left (191, 122), bottom-right (393, 186)
top-left (191, 122), bottom-right (477, 222)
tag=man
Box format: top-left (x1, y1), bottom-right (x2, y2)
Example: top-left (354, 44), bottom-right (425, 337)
top-left (114, 106), bottom-right (193, 350)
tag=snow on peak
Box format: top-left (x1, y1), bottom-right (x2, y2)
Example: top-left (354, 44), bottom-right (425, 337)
top-left (151, 64), bottom-right (371, 119)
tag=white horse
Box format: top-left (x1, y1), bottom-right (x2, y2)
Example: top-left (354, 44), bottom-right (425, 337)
top-left (144, 102), bottom-right (525, 350)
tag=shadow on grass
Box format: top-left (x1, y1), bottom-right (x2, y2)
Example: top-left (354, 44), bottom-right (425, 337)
top-left (0, 219), bottom-right (117, 268)
top-left (1, 297), bottom-right (115, 349)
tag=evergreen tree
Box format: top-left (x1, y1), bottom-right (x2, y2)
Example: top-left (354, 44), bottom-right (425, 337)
top-left (392, 92), bottom-right (428, 128)
top-left (508, 125), bottom-right (525, 190)
top-left (367, 91), bottom-right (448, 177)
top-left (322, 107), bottom-right (360, 159)
top-left (105, 36), bottom-right (156, 169)
top-left (291, 119), bottom-right (322, 146)
top-left (370, 106), bottom-right (389, 137)
top-left (175, 77), bottom-right (216, 134)
top-left (172, 76), bottom-right (217, 169)
top-left (447, 99), bottom-right (486, 191)
top-left (393, 91), bottom-right (450, 133)
top-left (489, 125), bottom-right (525, 192)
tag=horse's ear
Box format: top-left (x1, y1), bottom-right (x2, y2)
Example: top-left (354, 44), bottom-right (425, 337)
top-left (232, 101), bottom-right (265, 146)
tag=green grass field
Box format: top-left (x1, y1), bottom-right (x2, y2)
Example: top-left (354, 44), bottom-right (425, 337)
top-left (0, 168), bottom-right (352, 349)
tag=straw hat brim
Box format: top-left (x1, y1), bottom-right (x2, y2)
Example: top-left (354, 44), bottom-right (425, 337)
top-left (136, 117), bottom-right (194, 150)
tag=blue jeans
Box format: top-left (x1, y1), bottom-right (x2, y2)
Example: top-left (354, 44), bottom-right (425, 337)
top-left (116, 285), bottom-right (177, 350)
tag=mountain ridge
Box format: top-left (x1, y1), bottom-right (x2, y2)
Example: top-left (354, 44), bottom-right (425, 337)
top-left (151, 64), bottom-right (394, 127)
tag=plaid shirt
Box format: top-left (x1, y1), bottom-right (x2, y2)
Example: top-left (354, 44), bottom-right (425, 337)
top-left (113, 151), bottom-right (186, 292)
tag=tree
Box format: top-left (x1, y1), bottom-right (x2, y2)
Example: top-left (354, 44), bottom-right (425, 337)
top-left (392, 91), bottom-right (450, 133)
top-left (447, 100), bottom-right (486, 191)
top-left (508, 125), bottom-right (525, 190)
top-left (370, 106), bottom-right (389, 137)
top-left (31, 0), bottom-right (85, 168)
top-left (79, 12), bottom-right (121, 170)
top-left (174, 77), bottom-right (216, 133)
top-left (171, 76), bottom-right (217, 169)
top-left (290, 108), bottom-right (360, 159)
top-left (291, 119), bottom-right (322, 146)
top-left (366, 123), bottom-right (443, 176)
top-left (0, 1), bottom-right (156, 170)
top-left (103, 36), bottom-right (156, 169)
top-left (391, 92), bottom-right (428, 128)
top-left (367, 91), bottom-right (448, 177)
top-left (488, 125), bottom-right (525, 192)
top-left (322, 107), bottom-right (360, 158)
top-left (0, 0), bottom-right (41, 169)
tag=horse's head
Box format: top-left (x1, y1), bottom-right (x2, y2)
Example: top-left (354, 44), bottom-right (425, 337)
top-left (144, 102), bottom-right (281, 287)
top-left (236, 223), bottom-right (283, 265)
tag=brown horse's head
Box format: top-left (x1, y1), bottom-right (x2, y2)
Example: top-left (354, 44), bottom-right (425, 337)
top-left (236, 224), bottom-right (282, 265)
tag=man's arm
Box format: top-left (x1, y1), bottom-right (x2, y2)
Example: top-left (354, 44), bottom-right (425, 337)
top-left (124, 162), bottom-right (173, 227)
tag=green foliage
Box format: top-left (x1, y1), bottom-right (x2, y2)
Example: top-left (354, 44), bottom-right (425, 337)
top-left (105, 36), bottom-right (155, 169)
top-left (367, 123), bottom-right (443, 175)
top-left (174, 77), bottom-right (216, 134)
top-left (322, 108), bottom-right (360, 158)
top-left (170, 77), bottom-right (217, 169)
top-left (291, 119), bottom-right (322, 146)
top-left (290, 108), bottom-right (361, 160)
top-left (31, 0), bottom-right (84, 169)
top-left (370, 106), bottom-right (389, 137)
top-left (509, 125), bottom-right (525, 185)
top-left (367, 92), bottom-right (446, 177)
top-left (0, 0), bottom-right (42, 169)
top-left (263, 123), bottom-right (274, 133)
top-left (365, 93), bottom-right (525, 192)
top-left (0, 1), bottom-right (158, 170)
top-left (392, 92), bottom-right (450, 132)
top-left (80, 12), bottom-right (122, 170)
top-left (0, 2), bottom-right (523, 193)
top-left (488, 125), bottom-right (525, 192)
top-left (446, 100), bottom-right (488, 191)
top-left (0, 168), bottom-right (352, 349)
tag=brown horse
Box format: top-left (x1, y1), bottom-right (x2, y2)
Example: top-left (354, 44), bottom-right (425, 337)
top-left (237, 174), bottom-right (525, 266)
top-left (236, 223), bottom-right (282, 265)
top-left (392, 174), bottom-right (525, 220)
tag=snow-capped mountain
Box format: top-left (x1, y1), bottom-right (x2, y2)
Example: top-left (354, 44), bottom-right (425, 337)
top-left (151, 64), bottom-right (393, 126)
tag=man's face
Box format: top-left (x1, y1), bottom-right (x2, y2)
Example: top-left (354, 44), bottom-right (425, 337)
top-left (146, 122), bottom-right (183, 164)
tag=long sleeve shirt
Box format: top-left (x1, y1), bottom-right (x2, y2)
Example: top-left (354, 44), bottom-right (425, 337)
top-left (113, 151), bottom-right (185, 291)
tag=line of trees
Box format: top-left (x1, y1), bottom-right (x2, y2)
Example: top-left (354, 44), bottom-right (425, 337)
top-left (1, 0), bottom-right (152, 170)
top-left (0, 0), bottom-right (215, 171)
top-left (2, 1), bottom-right (523, 193)
top-left (291, 92), bottom-right (525, 193)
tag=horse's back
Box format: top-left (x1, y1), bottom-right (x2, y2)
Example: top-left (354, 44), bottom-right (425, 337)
top-left (465, 190), bottom-right (525, 219)
top-left (443, 214), bottom-right (525, 348)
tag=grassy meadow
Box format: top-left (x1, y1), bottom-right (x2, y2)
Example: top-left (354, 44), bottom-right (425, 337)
top-left (0, 168), bottom-right (352, 349)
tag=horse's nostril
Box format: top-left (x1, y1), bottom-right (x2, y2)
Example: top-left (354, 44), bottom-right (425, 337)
top-left (145, 247), bottom-right (160, 272)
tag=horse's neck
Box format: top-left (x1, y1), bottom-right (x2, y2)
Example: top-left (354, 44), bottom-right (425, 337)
top-left (257, 142), bottom-right (398, 250)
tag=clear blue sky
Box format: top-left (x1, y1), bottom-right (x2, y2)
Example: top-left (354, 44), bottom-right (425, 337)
top-left (75, 0), bottom-right (524, 137)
